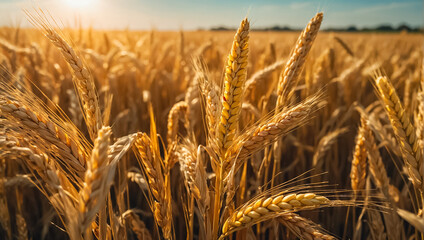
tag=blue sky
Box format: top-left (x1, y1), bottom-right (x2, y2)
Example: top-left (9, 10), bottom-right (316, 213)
top-left (0, 0), bottom-right (422, 30)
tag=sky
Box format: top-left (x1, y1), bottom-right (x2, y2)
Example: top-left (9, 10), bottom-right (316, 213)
top-left (0, 0), bottom-right (422, 30)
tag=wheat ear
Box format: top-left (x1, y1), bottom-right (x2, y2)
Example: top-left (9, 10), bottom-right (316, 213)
top-left (333, 36), bottom-right (354, 57)
top-left (0, 98), bottom-right (87, 173)
top-left (244, 60), bottom-right (285, 97)
top-left (134, 132), bottom-right (172, 239)
top-left (196, 59), bottom-right (220, 142)
top-left (276, 12), bottom-right (323, 109)
top-left (77, 126), bottom-right (111, 236)
top-left (226, 96), bottom-right (322, 172)
top-left (122, 210), bottom-right (153, 240)
top-left (278, 212), bottom-right (335, 240)
top-left (167, 101), bottom-right (188, 146)
top-left (25, 10), bottom-right (102, 140)
top-left (361, 118), bottom-right (392, 199)
top-left (374, 76), bottom-right (423, 190)
top-left (216, 18), bottom-right (249, 152)
top-left (221, 192), bottom-right (331, 236)
top-left (0, 133), bottom-right (77, 197)
top-left (350, 125), bottom-right (367, 192)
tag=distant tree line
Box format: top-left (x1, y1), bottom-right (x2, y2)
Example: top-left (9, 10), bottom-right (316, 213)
top-left (210, 23), bottom-right (422, 32)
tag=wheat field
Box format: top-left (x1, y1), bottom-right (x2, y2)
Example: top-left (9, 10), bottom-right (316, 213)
top-left (0, 10), bottom-right (423, 240)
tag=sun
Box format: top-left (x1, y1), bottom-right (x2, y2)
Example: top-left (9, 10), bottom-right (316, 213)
top-left (64, 0), bottom-right (96, 8)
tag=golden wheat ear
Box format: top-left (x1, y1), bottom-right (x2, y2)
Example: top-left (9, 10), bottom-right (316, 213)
top-left (276, 12), bottom-right (323, 109)
top-left (76, 126), bottom-right (111, 237)
top-left (216, 18), bottom-right (250, 153)
top-left (220, 189), bottom-right (350, 238)
top-left (0, 70), bottom-right (91, 178)
top-left (225, 93), bottom-right (325, 174)
top-left (373, 75), bottom-right (423, 193)
top-left (24, 9), bottom-right (102, 141)
top-left (133, 132), bottom-right (172, 239)
top-left (278, 212), bottom-right (335, 240)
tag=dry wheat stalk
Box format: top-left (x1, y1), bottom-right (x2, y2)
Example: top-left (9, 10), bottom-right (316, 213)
top-left (25, 10), bottom-right (102, 140)
top-left (374, 76), bottom-right (423, 190)
top-left (397, 208), bottom-right (424, 232)
top-left (276, 12), bottom-right (323, 108)
top-left (216, 18), bottom-right (249, 152)
top-left (1, 132), bottom-right (79, 238)
top-left (367, 111), bottom-right (401, 157)
top-left (221, 192), bottom-right (331, 236)
top-left (179, 143), bottom-right (210, 238)
top-left (278, 212), bottom-right (335, 240)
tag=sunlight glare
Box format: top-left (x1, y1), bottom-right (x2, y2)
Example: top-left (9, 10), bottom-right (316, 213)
top-left (64, 0), bottom-right (96, 9)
